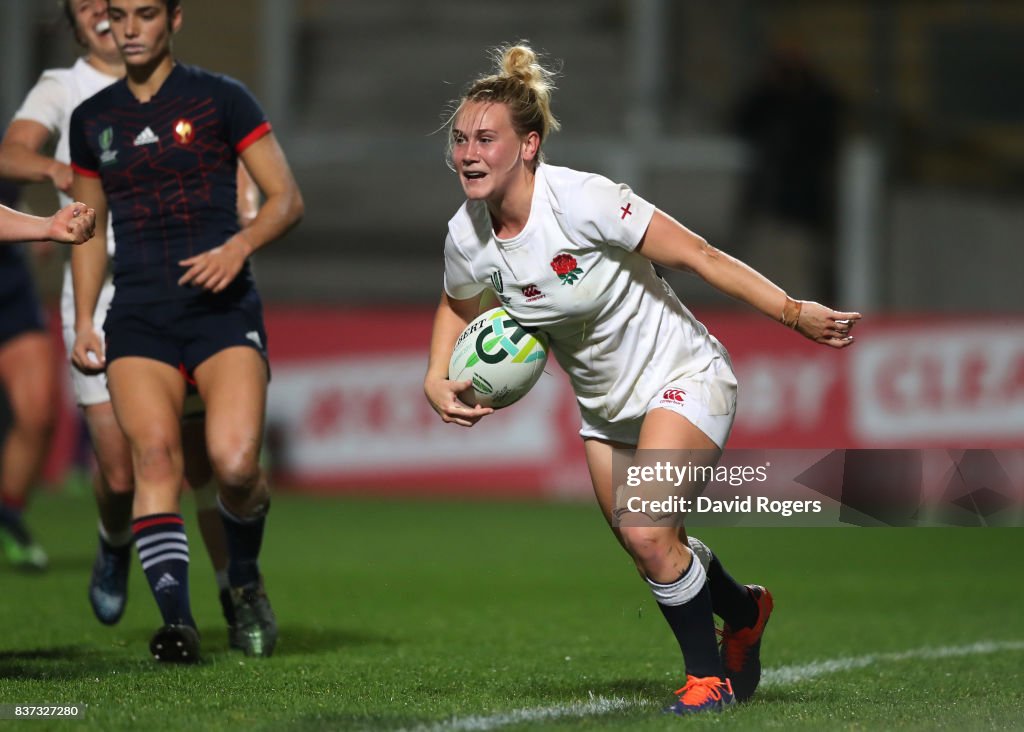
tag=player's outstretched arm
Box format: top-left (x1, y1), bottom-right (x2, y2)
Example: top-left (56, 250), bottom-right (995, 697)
top-left (0, 202), bottom-right (94, 244)
top-left (425, 291), bottom-right (494, 427)
top-left (178, 132), bottom-right (304, 293)
top-left (636, 210), bottom-right (861, 348)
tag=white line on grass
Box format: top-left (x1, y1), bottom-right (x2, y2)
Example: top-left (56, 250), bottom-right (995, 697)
top-left (762, 639), bottom-right (1024, 687)
top-left (405, 695), bottom-right (642, 732)
top-left (405, 640), bottom-right (1024, 732)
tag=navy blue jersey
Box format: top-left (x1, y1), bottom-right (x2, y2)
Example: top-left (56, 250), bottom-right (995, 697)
top-left (69, 64), bottom-right (270, 304)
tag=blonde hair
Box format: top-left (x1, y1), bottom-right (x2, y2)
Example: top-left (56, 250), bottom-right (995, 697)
top-left (446, 43), bottom-right (560, 169)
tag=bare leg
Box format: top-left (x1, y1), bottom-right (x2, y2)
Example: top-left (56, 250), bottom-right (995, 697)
top-left (182, 416), bottom-right (229, 574)
top-left (182, 414), bottom-right (234, 629)
top-left (107, 357), bottom-right (199, 659)
top-left (84, 401), bottom-right (134, 539)
top-left (586, 410), bottom-right (727, 700)
top-left (0, 332), bottom-right (56, 570)
top-left (83, 399), bottom-right (135, 625)
top-left (194, 346), bottom-right (276, 657)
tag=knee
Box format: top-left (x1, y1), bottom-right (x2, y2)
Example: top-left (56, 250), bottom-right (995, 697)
top-left (92, 436), bottom-right (134, 494)
top-left (101, 462), bottom-right (135, 495)
top-left (14, 401), bottom-right (55, 437)
top-left (131, 438), bottom-right (180, 482)
top-left (216, 460), bottom-right (268, 519)
top-left (210, 442), bottom-right (261, 492)
top-left (619, 527), bottom-right (678, 568)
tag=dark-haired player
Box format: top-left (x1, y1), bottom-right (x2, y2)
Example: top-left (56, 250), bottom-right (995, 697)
top-left (0, 0), bottom-right (255, 632)
top-left (69, 0), bottom-right (303, 662)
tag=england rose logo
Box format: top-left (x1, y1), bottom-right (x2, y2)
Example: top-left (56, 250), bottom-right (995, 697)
top-left (551, 254), bottom-right (584, 286)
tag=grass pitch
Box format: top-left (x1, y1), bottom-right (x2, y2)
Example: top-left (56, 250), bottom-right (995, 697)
top-left (1, 491), bottom-right (1022, 730)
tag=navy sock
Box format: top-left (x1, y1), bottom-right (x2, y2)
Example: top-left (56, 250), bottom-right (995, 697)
top-left (657, 581), bottom-right (723, 678)
top-left (650, 558), bottom-right (723, 679)
top-left (132, 514), bottom-right (195, 628)
top-left (218, 497), bottom-right (267, 588)
top-left (708, 553), bottom-right (758, 629)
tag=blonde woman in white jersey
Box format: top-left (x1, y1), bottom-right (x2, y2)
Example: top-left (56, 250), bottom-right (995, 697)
top-left (424, 44), bottom-right (861, 715)
top-left (0, 0), bottom-right (244, 633)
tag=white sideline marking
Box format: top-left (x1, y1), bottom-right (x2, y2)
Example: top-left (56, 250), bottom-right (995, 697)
top-left (762, 639), bottom-right (1024, 687)
top-left (403, 695), bottom-right (644, 731)
top-left (407, 640), bottom-right (1024, 732)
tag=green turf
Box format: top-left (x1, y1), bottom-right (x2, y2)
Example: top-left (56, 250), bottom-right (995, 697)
top-left (1, 491), bottom-right (1022, 731)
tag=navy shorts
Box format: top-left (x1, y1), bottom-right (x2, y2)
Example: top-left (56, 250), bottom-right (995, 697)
top-left (0, 252), bottom-right (47, 347)
top-left (104, 287), bottom-right (268, 375)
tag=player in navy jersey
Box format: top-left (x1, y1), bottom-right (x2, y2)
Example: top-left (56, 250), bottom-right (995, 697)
top-left (0, 0), bottom-right (251, 634)
top-left (0, 186), bottom-right (94, 572)
top-left (68, 0), bottom-right (303, 663)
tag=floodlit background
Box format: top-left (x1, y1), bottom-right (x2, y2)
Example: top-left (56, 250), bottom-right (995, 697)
top-left (1, 5), bottom-right (1022, 728)
top-left (6, 0), bottom-right (1023, 308)
top-left (1, 0), bottom-right (1022, 501)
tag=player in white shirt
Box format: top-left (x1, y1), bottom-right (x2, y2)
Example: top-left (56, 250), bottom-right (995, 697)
top-left (425, 44), bottom-right (861, 714)
top-left (0, 0), bottom-right (237, 632)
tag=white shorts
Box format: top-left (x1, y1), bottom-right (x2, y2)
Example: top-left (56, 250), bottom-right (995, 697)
top-left (60, 267), bottom-right (115, 407)
top-left (578, 355), bottom-right (738, 449)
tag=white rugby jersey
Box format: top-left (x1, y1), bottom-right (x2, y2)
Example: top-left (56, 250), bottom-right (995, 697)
top-left (14, 58), bottom-right (117, 251)
top-left (14, 58), bottom-right (119, 319)
top-left (15, 58), bottom-right (118, 214)
top-left (444, 163), bottom-right (732, 426)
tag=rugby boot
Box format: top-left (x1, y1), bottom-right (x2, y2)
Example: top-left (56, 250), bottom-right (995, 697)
top-left (719, 584), bottom-right (774, 702)
top-left (230, 578), bottom-right (277, 657)
top-left (219, 587), bottom-right (242, 650)
top-left (88, 538), bottom-right (130, 625)
top-left (665, 675), bottom-right (736, 715)
top-left (0, 518), bottom-right (48, 572)
top-left (150, 624), bottom-right (201, 664)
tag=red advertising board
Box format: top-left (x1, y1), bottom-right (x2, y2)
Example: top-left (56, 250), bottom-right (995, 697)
top-left (260, 309), bottom-right (1024, 496)
top-left (42, 309), bottom-right (1024, 497)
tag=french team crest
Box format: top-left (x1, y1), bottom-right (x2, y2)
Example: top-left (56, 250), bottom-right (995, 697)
top-left (551, 253), bottom-right (584, 286)
top-left (173, 118), bottom-right (195, 145)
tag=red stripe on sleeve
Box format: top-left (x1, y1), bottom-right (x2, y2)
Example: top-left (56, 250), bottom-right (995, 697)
top-left (71, 162), bottom-right (100, 179)
top-left (235, 121), bottom-right (273, 154)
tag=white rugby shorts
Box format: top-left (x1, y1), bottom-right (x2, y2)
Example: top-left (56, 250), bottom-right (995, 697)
top-left (61, 274), bottom-right (115, 407)
top-left (579, 355), bottom-right (737, 449)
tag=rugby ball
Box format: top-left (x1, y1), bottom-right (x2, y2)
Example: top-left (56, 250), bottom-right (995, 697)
top-left (448, 308), bottom-right (548, 409)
